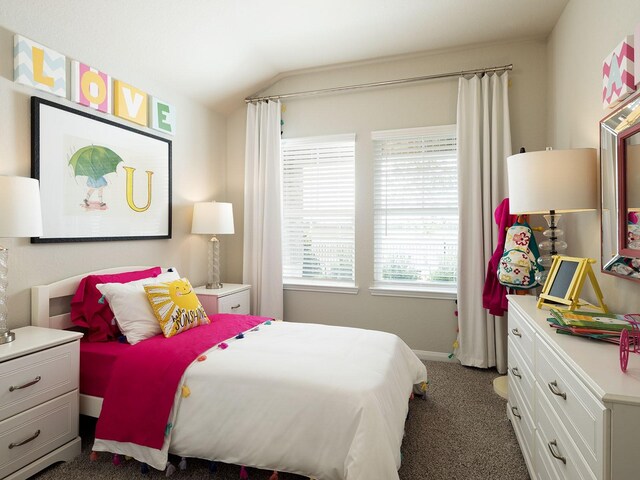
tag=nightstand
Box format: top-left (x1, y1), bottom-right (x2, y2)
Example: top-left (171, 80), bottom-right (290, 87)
top-left (194, 284), bottom-right (251, 316)
top-left (0, 326), bottom-right (82, 480)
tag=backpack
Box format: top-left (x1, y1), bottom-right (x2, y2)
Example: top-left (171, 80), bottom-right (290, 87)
top-left (497, 222), bottom-right (543, 290)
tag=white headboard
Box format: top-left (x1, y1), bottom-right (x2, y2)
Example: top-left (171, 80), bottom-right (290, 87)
top-left (31, 266), bottom-right (169, 329)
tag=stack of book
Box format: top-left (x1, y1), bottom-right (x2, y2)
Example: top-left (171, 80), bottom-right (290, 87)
top-left (547, 309), bottom-right (637, 344)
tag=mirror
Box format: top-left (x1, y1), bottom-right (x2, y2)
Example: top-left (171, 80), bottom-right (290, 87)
top-left (600, 91), bottom-right (640, 280)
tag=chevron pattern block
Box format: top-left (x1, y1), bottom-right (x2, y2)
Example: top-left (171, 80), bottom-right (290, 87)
top-left (14, 34), bottom-right (66, 98)
top-left (602, 35), bottom-right (636, 108)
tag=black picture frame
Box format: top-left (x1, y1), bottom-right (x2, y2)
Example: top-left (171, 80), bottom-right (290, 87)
top-left (31, 97), bottom-right (172, 243)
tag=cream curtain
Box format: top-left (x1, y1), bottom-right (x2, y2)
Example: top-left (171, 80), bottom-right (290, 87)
top-left (455, 73), bottom-right (512, 373)
top-left (243, 101), bottom-right (283, 319)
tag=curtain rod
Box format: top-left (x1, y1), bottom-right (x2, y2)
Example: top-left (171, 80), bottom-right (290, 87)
top-left (245, 63), bottom-right (513, 103)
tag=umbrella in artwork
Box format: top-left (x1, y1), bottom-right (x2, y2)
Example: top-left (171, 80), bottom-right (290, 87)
top-left (69, 145), bottom-right (123, 209)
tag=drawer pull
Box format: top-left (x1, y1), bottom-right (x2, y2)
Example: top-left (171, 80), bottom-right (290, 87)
top-left (548, 380), bottom-right (567, 400)
top-left (547, 440), bottom-right (567, 464)
top-left (8, 429), bottom-right (41, 449)
top-left (9, 376), bottom-right (42, 392)
top-left (510, 406), bottom-right (521, 420)
top-left (510, 367), bottom-right (522, 379)
top-left (231, 304), bottom-right (241, 310)
top-left (511, 328), bottom-right (522, 338)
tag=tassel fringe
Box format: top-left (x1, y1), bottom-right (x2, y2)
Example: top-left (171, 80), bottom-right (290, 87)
top-left (240, 465), bottom-right (249, 479)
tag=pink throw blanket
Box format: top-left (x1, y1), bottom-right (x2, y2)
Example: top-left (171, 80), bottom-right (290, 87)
top-left (95, 314), bottom-right (270, 449)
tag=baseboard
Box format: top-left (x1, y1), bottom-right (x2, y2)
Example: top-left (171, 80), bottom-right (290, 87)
top-left (413, 349), bottom-right (460, 363)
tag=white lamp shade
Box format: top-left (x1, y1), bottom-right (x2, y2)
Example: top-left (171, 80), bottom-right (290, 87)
top-left (507, 148), bottom-right (597, 214)
top-left (191, 202), bottom-right (235, 235)
top-left (0, 176), bottom-right (43, 238)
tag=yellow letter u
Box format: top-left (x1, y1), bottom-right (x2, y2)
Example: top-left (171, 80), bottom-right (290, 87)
top-left (123, 166), bottom-right (153, 212)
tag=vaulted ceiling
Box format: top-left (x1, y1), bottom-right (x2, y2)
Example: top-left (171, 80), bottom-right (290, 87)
top-left (0, 0), bottom-right (568, 113)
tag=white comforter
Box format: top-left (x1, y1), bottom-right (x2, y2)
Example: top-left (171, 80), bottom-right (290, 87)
top-left (94, 321), bottom-right (427, 480)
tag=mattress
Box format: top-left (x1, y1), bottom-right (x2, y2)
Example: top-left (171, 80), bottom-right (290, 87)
top-left (80, 340), bottom-right (131, 397)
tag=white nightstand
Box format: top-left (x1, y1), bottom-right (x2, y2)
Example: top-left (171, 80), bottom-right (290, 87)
top-left (0, 326), bottom-right (83, 480)
top-left (194, 284), bottom-right (251, 316)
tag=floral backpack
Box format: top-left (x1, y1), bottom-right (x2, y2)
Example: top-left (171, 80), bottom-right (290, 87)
top-left (497, 222), bottom-right (543, 290)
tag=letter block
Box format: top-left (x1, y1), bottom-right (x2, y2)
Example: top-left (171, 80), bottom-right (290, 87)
top-left (14, 34), bottom-right (66, 97)
top-left (114, 80), bottom-right (148, 126)
top-left (71, 61), bottom-right (112, 113)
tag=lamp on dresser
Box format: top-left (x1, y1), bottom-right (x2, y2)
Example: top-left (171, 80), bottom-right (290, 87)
top-left (191, 201), bottom-right (235, 289)
top-left (0, 176), bottom-right (43, 344)
top-left (507, 148), bottom-right (597, 285)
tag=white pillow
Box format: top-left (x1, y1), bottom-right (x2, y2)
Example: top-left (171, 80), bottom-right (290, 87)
top-left (97, 270), bottom-right (180, 345)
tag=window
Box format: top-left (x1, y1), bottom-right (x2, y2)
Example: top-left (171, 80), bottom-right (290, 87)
top-left (372, 125), bottom-right (457, 293)
top-left (281, 134), bottom-right (356, 288)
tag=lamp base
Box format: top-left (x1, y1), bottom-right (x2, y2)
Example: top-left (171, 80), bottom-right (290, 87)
top-left (205, 282), bottom-right (223, 289)
top-left (0, 330), bottom-right (15, 345)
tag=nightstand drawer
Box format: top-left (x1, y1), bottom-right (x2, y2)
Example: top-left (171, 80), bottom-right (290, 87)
top-left (0, 341), bottom-right (79, 422)
top-left (218, 289), bottom-right (250, 314)
top-left (0, 390), bottom-right (78, 479)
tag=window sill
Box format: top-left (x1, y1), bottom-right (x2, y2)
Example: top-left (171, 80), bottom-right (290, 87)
top-left (369, 285), bottom-right (457, 300)
top-left (284, 282), bottom-right (359, 295)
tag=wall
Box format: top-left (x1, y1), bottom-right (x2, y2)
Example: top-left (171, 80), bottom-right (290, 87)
top-left (547, 0), bottom-right (640, 313)
top-left (0, 25), bottom-right (227, 329)
top-left (227, 39), bottom-right (548, 354)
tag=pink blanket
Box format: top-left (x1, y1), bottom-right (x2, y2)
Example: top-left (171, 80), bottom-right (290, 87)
top-left (95, 314), bottom-right (270, 449)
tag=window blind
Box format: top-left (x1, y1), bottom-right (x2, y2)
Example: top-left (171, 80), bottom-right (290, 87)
top-left (372, 125), bottom-right (458, 288)
top-left (281, 134), bottom-right (356, 285)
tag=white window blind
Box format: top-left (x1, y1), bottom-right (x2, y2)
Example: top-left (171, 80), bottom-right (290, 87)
top-left (281, 134), bottom-right (355, 286)
top-left (372, 125), bottom-right (458, 290)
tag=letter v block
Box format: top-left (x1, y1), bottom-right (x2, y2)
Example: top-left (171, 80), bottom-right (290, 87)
top-left (114, 80), bottom-right (148, 126)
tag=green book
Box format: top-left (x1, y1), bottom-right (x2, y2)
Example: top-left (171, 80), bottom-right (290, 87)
top-left (549, 309), bottom-right (635, 333)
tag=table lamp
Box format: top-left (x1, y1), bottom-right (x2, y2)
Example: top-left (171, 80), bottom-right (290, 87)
top-left (507, 148), bottom-right (597, 285)
top-left (191, 201), bottom-right (234, 289)
top-left (0, 176), bottom-right (43, 344)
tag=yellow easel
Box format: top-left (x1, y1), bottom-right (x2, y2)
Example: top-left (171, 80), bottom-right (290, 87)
top-left (537, 256), bottom-right (608, 312)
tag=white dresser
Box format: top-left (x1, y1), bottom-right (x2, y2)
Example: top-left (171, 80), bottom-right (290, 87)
top-left (0, 326), bottom-right (82, 480)
top-left (507, 295), bottom-right (640, 480)
top-left (194, 284), bottom-right (251, 316)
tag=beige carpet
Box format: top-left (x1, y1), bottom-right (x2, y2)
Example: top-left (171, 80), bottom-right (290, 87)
top-left (33, 361), bottom-right (529, 479)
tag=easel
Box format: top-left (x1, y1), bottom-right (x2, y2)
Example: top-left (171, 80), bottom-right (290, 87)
top-left (537, 256), bottom-right (608, 312)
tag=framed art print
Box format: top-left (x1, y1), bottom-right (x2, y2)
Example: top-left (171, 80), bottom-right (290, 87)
top-left (31, 97), bottom-right (172, 242)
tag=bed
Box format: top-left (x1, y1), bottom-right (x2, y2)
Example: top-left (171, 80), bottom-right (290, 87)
top-left (32, 266), bottom-right (428, 480)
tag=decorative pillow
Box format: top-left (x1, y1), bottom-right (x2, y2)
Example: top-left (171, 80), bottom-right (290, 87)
top-left (144, 278), bottom-right (209, 338)
top-left (70, 267), bottom-right (162, 342)
top-left (96, 271), bottom-right (180, 345)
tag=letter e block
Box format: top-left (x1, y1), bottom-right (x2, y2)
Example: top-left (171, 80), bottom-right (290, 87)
top-left (150, 96), bottom-right (176, 135)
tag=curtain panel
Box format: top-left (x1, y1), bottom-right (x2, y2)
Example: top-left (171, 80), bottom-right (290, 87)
top-left (455, 73), bottom-right (512, 373)
top-left (243, 101), bottom-right (284, 319)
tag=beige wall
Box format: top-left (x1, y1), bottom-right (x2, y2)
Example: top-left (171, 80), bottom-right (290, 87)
top-left (0, 25), bottom-right (227, 329)
top-left (547, 0), bottom-right (640, 313)
top-left (227, 39), bottom-right (548, 354)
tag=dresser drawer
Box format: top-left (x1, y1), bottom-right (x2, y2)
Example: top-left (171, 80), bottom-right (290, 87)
top-left (535, 386), bottom-right (597, 480)
top-left (218, 289), bottom-right (250, 314)
top-left (508, 374), bottom-right (535, 465)
top-left (0, 341), bottom-right (79, 422)
top-left (508, 337), bottom-right (535, 416)
top-left (535, 341), bottom-right (605, 477)
top-left (508, 307), bottom-right (535, 367)
top-left (0, 390), bottom-right (79, 479)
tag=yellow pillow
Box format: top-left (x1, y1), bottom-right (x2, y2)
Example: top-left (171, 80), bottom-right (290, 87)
top-left (144, 278), bottom-right (209, 338)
